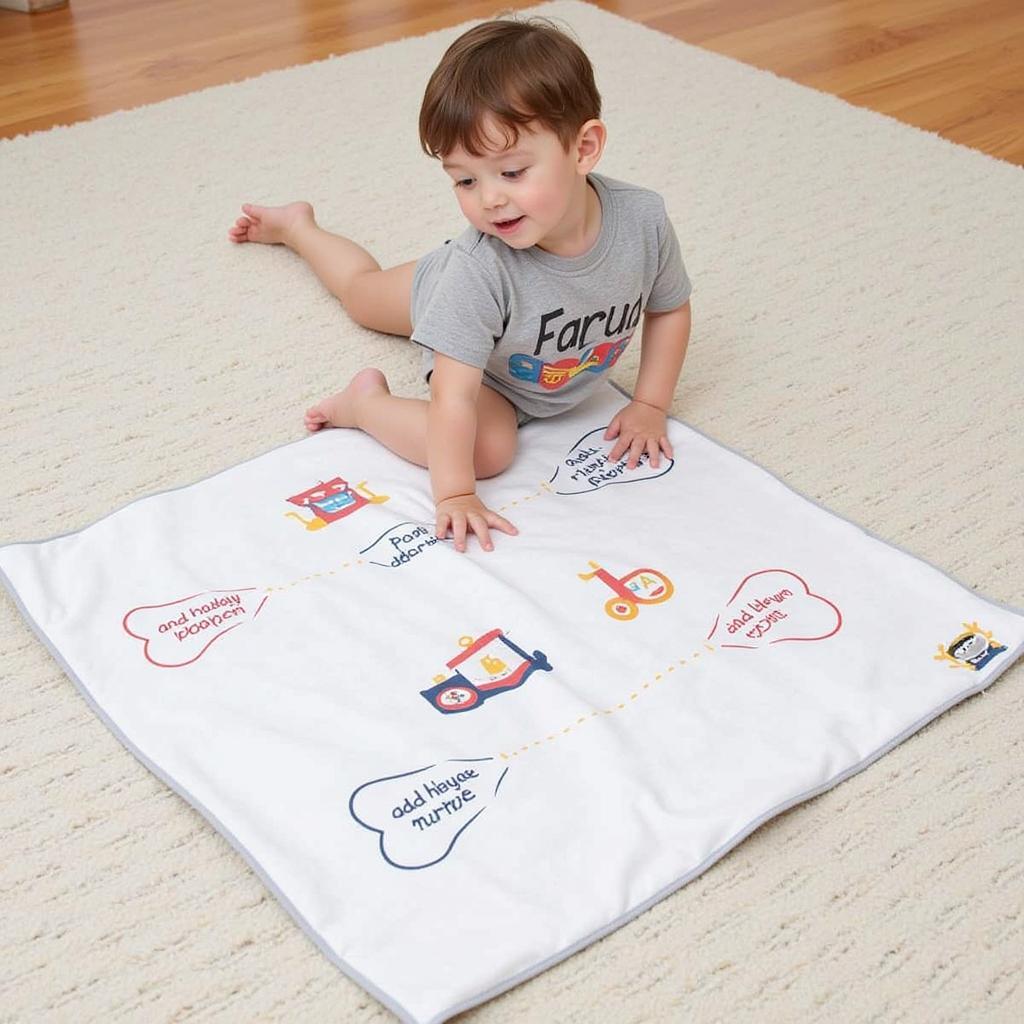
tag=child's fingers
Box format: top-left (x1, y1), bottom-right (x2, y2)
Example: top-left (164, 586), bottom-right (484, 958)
top-left (435, 511), bottom-right (451, 541)
top-left (647, 438), bottom-right (660, 469)
top-left (627, 437), bottom-right (646, 469)
top-left (485, 511), bottom-right (518, 536)
top-left (467, 513), bottom-right (493, 552)
top-left (453, 515), bottom-right (468, 552)
top-left (662, 436), bottom-right (674, 460)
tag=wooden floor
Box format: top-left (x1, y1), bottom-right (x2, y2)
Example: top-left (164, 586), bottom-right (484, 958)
top-left (1, 0), bottom-right (1022, 165)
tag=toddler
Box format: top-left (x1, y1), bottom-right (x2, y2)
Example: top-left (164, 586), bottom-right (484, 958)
top-left (228, 14), bottom-right (693, 553)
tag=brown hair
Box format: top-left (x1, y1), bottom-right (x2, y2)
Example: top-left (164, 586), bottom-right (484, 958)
top-left (419, 13), bottom-right (602, 161)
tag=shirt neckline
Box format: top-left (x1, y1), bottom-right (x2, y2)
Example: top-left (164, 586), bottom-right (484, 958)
top-left (522, 172), bottom-right (616, 275)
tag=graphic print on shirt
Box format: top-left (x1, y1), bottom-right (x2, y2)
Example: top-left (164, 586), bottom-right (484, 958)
top-left (509, 294), bottom-right (642, 391)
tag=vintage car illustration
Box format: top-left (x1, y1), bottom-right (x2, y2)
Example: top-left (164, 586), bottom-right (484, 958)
top-left (421, 630), bottom-right (552, 714)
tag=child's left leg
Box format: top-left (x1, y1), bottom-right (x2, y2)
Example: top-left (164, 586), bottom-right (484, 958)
top-left (229, 202), bottom-right (416, 337)
top-left (289, 222), bottom-right (417, 338)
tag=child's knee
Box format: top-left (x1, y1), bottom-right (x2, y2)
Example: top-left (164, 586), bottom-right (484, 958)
top-left (346, 265), bottom-right (415, 337)
top-left (343, 270), bottom-right (382, 326)
top-left (473, 428), bottom-right (518, 478)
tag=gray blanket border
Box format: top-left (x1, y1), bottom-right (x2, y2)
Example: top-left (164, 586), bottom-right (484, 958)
top-left (1, 378), bottom-right (1021, 1024)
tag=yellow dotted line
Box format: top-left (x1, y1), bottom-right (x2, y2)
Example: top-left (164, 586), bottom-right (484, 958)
top-left (496, 479), bottom-right (553, 514)
top-left (264, 559), bottom-right (365, 592)
top-left (499, 644), bottom-right (716, 760)
top-left (263, 479), bottom-right (551, 590)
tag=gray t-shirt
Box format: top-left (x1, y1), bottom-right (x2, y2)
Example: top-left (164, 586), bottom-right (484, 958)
top-left (409, 171), bottom-right (692, 419)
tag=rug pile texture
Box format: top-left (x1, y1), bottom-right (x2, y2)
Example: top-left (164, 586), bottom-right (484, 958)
top-left (1, 1), bottom-right (1022, 1020)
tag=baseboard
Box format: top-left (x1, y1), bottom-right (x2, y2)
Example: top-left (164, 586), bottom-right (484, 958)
top-left (0, 0), bottom-right (70, 12)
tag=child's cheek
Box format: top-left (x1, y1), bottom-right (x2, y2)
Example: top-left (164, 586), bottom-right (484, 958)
top-left (525, 184), bottom-right (545, 219)
top-left (457, 193), bottom-right (486, 231)
top-left (525, 179), bottom-right (548, 211)
top-left (534, 176), bottom-right (568, 222)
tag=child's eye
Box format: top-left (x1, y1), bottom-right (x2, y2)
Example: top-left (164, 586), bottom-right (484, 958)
top-left (453, 169), bottom-right (526, 189)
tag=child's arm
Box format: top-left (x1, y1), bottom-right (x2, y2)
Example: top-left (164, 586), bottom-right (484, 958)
top-left (429, 354), bottom-right (518, 553)
top-left (605, 300), bottom-right (692, 468)
top-left (428, 355), bottom-right (480, 505)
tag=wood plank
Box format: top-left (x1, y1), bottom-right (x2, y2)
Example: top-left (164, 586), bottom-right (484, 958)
top-left (0, 0), bottom-right (1021, 164)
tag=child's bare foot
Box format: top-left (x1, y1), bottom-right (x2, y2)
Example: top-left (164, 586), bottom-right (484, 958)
top-left (304, 368), bottom-right (390, 432)
top-left (228, 201), bottom-right (315, 247)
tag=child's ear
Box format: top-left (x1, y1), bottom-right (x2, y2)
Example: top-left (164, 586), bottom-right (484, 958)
top-left (575, 119), bottom-right (607, 172)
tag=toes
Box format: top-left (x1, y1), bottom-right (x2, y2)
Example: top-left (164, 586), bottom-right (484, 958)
top-left (305, 407), bottom-right (328, 428)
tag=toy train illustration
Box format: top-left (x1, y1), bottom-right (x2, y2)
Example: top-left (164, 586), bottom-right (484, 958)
top-left (421, 629), bottom-right (552, 714)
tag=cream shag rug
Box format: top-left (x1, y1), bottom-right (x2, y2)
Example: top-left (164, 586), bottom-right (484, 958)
top-left (1, 1), bottom-right (1021, 1020)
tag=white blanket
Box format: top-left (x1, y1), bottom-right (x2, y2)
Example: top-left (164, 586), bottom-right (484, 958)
top-left (2, 380), bottom-right (1020, 1024)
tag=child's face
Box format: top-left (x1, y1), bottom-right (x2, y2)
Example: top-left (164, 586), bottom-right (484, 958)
top-left (441, 115), bottom-right (595, 250)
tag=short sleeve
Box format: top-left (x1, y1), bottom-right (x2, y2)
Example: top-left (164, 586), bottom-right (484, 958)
top-left (646, 201), bottom-right (692, 313)
top-left (410, 249), bottom-right (506, 370)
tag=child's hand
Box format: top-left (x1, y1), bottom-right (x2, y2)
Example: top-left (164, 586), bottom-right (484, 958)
top-left (435, 493), bottom-right (518, 553)
top-left (604, 400), bottom-right (673, 469)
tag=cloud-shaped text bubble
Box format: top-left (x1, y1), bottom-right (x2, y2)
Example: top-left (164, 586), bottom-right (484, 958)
top-left (359, 520), bottom-right (444, 567)
top-left (123, 589), bottom-right (269, 668)
top-left (549, 427), bottom-right (673, 495)
top-left (707, 569), bottom-right (841, 649)
top-left (349, 757), bottom-right (509, 869)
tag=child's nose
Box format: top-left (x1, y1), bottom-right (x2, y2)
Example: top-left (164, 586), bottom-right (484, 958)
top-left (481, 183), bottom-right (507, 210)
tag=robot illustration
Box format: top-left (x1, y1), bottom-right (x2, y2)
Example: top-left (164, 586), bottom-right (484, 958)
top-left (284, 476), bottom-right (389, 531)
top-left (578, 559), bottom-right (674, 620)
top-left (421, 630), bottom-right (552, 714)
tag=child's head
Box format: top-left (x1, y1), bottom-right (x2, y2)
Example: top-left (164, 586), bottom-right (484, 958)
top-left (419, 14), bottom-right (605, 248)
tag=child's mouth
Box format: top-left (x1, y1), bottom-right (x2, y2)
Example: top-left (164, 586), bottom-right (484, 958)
top-left (494, 216), bottom-right (524, 234)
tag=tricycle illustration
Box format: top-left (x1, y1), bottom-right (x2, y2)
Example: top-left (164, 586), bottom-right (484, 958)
top-left (285, 476), bottom-right (389, 531)
top-left (420, 629), bottom-right (552, 714)
top-left (578, 559), bottom-right (674, 620)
